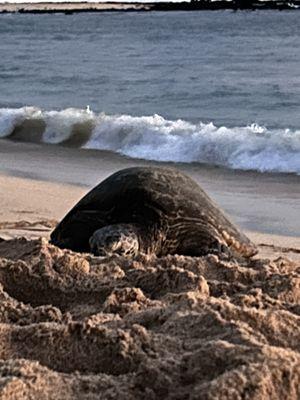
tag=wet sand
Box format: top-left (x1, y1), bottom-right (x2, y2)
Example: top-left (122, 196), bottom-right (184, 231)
top-left (0, 139), bottom-right (300, 398)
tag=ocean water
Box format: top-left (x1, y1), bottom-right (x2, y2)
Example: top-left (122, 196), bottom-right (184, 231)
top-left (0, 10), bottom-right (299, 173)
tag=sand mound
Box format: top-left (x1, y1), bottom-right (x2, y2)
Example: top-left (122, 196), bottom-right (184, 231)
top-left (0, 238), bottom-right (300, 399)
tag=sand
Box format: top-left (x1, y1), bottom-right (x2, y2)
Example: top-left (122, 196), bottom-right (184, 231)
top-left (0, 2), bottom-right (153, 13)
top-left (0, 139), bottom-right (300, 399)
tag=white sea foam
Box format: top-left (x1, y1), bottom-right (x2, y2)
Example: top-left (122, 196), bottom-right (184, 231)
top-left (0, 107), bottom-right (41, 137)
top-left (1, 107), bottom-right (299, 174)
top-left (85, 113), bottom-right (300, 174)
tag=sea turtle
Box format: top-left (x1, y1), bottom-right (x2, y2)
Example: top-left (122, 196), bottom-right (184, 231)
top-left (50, 167), bottom-right (257, 258)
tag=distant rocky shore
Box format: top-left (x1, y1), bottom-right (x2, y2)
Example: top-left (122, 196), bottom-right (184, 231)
top-left (0, 0), bottom-right (299, 14)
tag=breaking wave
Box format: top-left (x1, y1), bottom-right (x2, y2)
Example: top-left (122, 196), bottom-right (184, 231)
top-left (1, 106), bottom-right (300, 174)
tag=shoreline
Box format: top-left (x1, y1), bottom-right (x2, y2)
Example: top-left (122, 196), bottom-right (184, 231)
top-left (0, 1), bottom-right (299, 14)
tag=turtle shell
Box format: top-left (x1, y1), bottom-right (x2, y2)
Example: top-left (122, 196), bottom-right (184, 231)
top-left (50, 167), bottom-right (257, 257)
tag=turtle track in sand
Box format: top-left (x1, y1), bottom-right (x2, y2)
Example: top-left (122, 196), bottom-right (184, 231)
top-left (0, 238), bottom-right (300, 399)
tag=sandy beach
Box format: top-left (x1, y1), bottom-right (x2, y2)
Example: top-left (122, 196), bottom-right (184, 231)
top-left (1, 3), bottom-right (300, 396)
top-left (0, 139), bottom-right (299, 398)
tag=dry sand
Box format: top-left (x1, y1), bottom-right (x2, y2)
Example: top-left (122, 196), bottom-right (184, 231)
top-left (0, 139), bottom-right (300, 399)
top-left (1, 237), bottom-right (300, 399)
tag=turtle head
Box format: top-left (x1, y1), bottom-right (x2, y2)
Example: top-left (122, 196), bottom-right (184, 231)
top-left (89, 224), bottom-right (140, 257)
